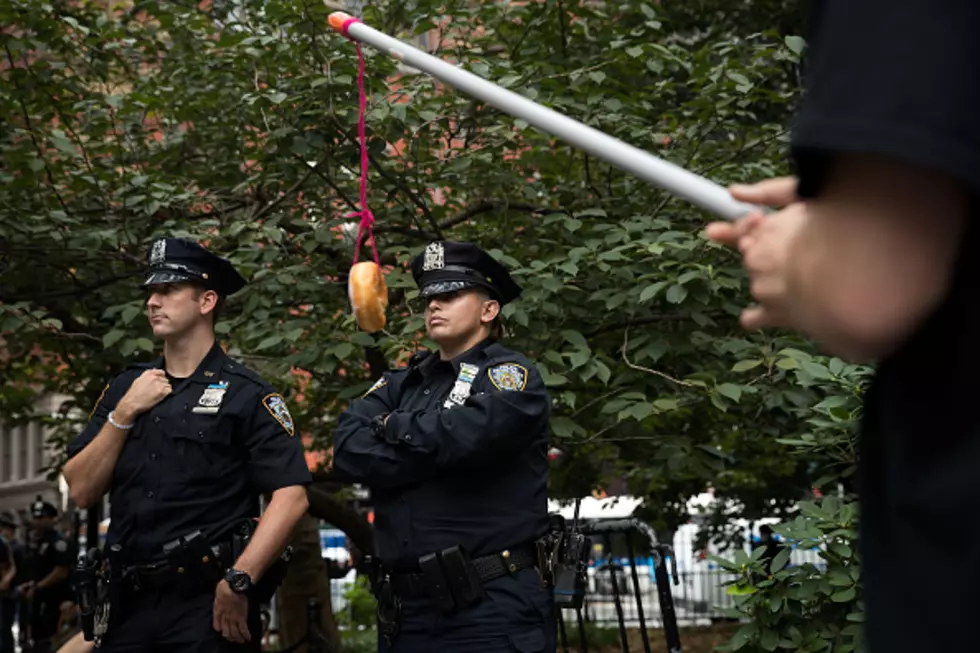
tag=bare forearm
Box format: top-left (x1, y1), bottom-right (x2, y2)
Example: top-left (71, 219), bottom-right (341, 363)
top-left (788, 156), bottom-right (966, 362)
top-left (64, 418), bottom-right (132, 508)
top-left (233, 486), bottom-right (308, 582)
top-left (36, 566), bottom-right (68, 591)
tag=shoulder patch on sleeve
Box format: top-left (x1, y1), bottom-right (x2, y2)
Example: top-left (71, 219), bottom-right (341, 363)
top-left (262, 394), bottom-right (295, 437)
top-left (89, 384), bottom-right (109, 420)
top-left (488, 363), bottom-right (528, 392)
top-left (363, 376), bottom-right (387, 397)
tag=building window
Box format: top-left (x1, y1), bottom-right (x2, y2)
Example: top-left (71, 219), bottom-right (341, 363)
top-left (0, 424), bottom-right (9, 483)
top-left (18, 426), bottom-right (28, 481)
top-left (34, 422), bottom-right (45, 478)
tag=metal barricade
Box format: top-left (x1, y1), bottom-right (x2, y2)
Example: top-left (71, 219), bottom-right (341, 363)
top-left (556, 518), bottom-right (682, 653)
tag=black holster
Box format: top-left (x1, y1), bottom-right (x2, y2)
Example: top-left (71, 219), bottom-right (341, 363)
top-left (72, 548), bottom-right (102, 641)
top-left (375, 574), bottom-right (402, 647)
top-left (222, 519), bottom-right (293, 604)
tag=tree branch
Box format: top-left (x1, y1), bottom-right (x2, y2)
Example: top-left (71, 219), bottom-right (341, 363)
top-left (621, 326), bottom-right (698, 387)
top-left (249, 156), bottom-right (326, 222)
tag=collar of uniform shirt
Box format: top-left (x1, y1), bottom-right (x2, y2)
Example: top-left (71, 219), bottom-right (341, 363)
top-left (415, 338), bottom-right (493, 378)
top-left (152, 340), bottom-right (227, 390)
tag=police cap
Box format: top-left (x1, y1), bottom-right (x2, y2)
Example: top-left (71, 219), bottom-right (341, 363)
top-left (30, 495), bottom-right (57, 519)
top-left (142, 237), bottom-right (246, 297)
top-left (410, 241), bottom-right (522, 305)
top-left (0, 512), bottom-right (17, 529)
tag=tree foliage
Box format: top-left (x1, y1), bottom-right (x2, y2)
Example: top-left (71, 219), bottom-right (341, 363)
top-left (1, 0), bottom-right (865, 648)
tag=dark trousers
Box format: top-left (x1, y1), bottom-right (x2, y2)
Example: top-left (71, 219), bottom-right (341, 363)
top-left (99, 586), bottom-right (262, 653)
top-left (22, 597), bottom-right (61, 653)
top-left (379, 568), bottom-right (556, 653)
top-left (0, 598), bottom-right (15, 653)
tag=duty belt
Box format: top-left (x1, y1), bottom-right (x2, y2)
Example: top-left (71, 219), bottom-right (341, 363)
top-left (389, 545), bottom-right (537, 600)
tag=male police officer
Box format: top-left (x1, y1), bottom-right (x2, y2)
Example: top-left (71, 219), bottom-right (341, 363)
top-left (0, 511), bottom-right (22, 653)
top-left (63, 238), bottom-right (311, 652)
top-left (334, 241), bottom-right (555, 653)
top-left (18, 497), bottom-right (70, 653)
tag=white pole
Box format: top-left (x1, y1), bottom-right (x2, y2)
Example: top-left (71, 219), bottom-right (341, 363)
top-left (328, 12), bottom-right (759, 221)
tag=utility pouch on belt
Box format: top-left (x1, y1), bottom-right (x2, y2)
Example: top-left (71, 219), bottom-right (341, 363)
top-left (163, 530), bottom-right (223, 587)
top-left (439, 545), bottom-right (484, 610)
top-left (418, 552), bottom-right (455, 614)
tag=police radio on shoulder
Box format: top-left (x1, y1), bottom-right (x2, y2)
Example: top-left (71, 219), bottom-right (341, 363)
top-left (107, 410), bottom-right (135, 430)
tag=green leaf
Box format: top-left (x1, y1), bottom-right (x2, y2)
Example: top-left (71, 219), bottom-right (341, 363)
top-left (102, 330), bottom-right (125, 349)
top-left (761, 630), bottom-right (779, 652)
top-left (770, 547), bottom-right (791, 573)
top-left (639, 282), bottom-right (667, 303)
top-left (832, 587), bottom-right (856, 603)
top-left (785, 35), bottom-right (806, 55)
top-left (665, 284), bottom-right (688, 304)
top-left (350, 332), bottom-right (375, 346)
top-left (716, 383), bottom-right (743, 402)
top-left (707, 555), bottom-right (738, 572)
top-left (731, 358), bottom-right (762, 372)
top-left (256, 335), bottom-right (283, 351)
top-left (588, 71), bottom-right (607, 84)
top-left (730, 626), bottom-right (753, 651)
top-left (49, 130), bottom-right (78, 157)
top-left (334, 343), bottom-right (355, 359)
top-left (594, 360), bottom-right (611, 384)
top-left (561, 330), bottom-right (588, 348)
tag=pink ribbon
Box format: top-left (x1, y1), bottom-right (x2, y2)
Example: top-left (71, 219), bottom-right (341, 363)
top-left (345, 38), bottom-right (379, 266)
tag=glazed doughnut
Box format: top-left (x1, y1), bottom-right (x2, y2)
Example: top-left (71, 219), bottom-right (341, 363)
top-left (348, 261), bottom-right (388, 332)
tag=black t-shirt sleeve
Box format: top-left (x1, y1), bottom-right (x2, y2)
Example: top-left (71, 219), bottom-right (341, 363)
top-left (67, 373), bottom-right (133, 459)
top-left (242, 387), bottom-right (312, 493)
top-left (791, 1), bottom-right (980, 198)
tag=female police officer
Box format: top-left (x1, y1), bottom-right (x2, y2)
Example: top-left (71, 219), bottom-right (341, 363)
top-left (334, 241), bottom-right (556, 652)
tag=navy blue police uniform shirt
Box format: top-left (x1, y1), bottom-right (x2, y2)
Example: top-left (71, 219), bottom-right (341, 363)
top-left (333, 340), bottom-right (551, 569)
top-left (68, 341), bottom-right (312, 564)
top-left (29, 529), bottom-right (71, 605)
top-left (791, 2), bottom-right (980, 650)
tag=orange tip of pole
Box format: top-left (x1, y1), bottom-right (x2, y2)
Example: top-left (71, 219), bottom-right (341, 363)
top-left (328, 11), bottom-right (352, 33)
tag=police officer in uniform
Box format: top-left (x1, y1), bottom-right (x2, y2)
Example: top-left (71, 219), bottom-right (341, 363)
top-left (334, 241), bottom-right (555, 652)
top-left (63, 238), bottom-right (311, 652)
top-left (0, 511), bottom-right (22, 653)
top-left (18, 497), bottom-right (70, 653)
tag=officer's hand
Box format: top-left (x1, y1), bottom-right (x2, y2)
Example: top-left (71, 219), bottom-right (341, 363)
top-left (213, 580), bottom-right (250, 644)
top-left (115, 370), bottom-right (172, 423)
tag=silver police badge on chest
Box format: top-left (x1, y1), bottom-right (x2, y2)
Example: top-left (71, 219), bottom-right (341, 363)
top-left (192, 381), bottom-right (228, 414)
top-left (443, 363), bottom-right (480, 409)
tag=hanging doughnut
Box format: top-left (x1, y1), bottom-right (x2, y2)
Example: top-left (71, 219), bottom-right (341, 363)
top-left (348, 260), bottom-right (388, 332)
